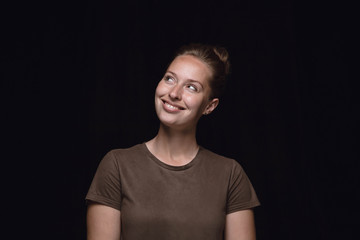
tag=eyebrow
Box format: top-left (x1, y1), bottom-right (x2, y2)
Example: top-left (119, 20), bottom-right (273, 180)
top-left (166, 71), bottom-right (204, 88)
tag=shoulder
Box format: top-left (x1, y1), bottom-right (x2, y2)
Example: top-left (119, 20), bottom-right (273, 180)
top-left (108, 143), bottom-right (144, 157)
top-left (199, 147), bottom-right (243, 172)
top-left (101, 143), bottom-right (146, 166)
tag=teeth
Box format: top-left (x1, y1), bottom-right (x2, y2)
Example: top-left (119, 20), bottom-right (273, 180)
top-left (165, 102), bottom-right (179, 109)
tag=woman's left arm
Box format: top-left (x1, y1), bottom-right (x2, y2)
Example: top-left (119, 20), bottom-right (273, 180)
top-left (224, 209), bottom-right (256, 240)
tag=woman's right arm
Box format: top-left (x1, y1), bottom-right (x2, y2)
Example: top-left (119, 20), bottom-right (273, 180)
top-left (87, 203), bottom-right (121, 240)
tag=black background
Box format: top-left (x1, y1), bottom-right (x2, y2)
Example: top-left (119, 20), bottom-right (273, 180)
top-left (2, 0), bottom-right (357, 239)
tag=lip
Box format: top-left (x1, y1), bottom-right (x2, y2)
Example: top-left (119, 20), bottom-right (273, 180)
top-left (161, 99), bottom-right (185, 112)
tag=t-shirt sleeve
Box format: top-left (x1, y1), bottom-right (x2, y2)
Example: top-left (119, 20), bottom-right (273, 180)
top-left (226, 160), bottom-right (260, 214)
top-left (85, 150), bottom-right (122, 211)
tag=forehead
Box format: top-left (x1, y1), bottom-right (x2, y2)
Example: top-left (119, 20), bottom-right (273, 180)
top-left (167, 55), bottom-right (212, 81)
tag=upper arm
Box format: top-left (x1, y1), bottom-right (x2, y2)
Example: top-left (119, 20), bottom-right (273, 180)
top-left (224, 209), bottom-right (256, 240)
top-left (87, 203), bottom-right (121, 240)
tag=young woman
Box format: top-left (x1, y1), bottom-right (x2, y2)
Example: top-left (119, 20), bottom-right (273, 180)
top-left (86, 43), bottom-right (260, 240)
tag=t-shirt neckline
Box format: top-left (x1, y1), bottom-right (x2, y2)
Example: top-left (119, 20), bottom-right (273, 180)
top-left (141, 142), bottom-right (202, 171)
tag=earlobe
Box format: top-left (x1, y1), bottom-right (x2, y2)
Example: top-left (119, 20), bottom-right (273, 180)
top-left (203, 98), bottom-right (219, 115)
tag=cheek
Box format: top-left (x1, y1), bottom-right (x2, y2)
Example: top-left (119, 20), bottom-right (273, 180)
top-left (184, 95), bottom-right (207, 110)
top-left (155, 82), bottom-right (167, 97)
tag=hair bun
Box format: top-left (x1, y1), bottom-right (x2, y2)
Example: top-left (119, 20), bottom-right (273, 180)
top-left (173, 43), bottom-right (231, 98)
top-left (213, 47), bottom-right (230, 76)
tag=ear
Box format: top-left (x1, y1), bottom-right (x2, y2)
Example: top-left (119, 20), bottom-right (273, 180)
top-left (203, 98), bottom-right (219, 115)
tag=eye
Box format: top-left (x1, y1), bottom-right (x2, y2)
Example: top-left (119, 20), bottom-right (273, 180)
top-left (186, 84), bottom-right (198, 92)
top-left (164, 75), bottom-right (175, 83)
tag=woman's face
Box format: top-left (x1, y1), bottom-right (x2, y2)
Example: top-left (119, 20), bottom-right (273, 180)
top-left (154, 55), bottom-right (219, 130)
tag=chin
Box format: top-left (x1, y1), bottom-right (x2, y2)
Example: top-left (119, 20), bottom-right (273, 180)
top-left (158, 116), bottom-right (179, 127)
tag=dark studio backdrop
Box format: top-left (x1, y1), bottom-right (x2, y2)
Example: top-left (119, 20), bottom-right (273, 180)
top-left (2, 0), bottom-right (357, 239)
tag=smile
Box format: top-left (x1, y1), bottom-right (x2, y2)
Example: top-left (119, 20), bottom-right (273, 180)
top-left (162, 100), bottom-right (185, 111)
top-left (166, 102), bottom-right (179, 109)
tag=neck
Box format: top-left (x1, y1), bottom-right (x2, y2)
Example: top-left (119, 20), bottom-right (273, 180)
top-left (146, 123), bottom-right (199, 166)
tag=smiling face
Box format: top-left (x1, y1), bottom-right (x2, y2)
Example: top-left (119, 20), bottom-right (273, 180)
top-left (154, 55), bottom-right (219, 131)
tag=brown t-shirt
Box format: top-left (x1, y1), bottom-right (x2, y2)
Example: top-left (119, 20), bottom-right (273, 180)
top-left (86, 143), bottom-right (260, 240)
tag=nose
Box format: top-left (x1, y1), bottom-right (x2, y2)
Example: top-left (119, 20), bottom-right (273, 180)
top-left (169, 85), bottom-right (182, 100)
